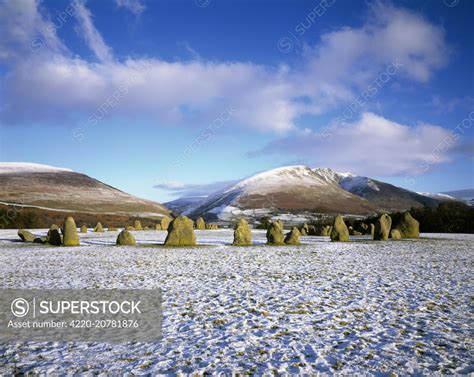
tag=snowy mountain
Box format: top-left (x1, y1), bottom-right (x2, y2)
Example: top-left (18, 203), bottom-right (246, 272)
top-left (187, 165), bottom-right (378, 222)
top-left (167, 166), bottom-right (445, 221)
top-left (0, 162), bottom-right (170, 218)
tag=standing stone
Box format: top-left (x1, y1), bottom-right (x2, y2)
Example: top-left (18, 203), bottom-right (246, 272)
top-left (126, 225), bottom-right (135, 231)
top-left (18, 229), bottom-right (35, 242)
top-left (196, 217), bottom-right (206, 230)
top-left (370, 223), bottom-right (375, 236)
top-left (134, 220), bottom-right (143, 231)
top-left (232, 218), bottom-right (252, 246)
top-left (390, 229), bottom-right (402, 240)
top-left (266, 221), bottom-right (284, 245)
top-left (206, 223), bottom-right (218, 230)
top-left (143, 226), bottom-right (149, 230)
top-left (300, 223), bottom-right (308, 236)
top-left (94, 222), bottom-right (104, 232)
top-left (155, 223), bottom-right (162, 230)
top-left (164, 216), bottom-right (196, 246)
top-left (374, 214), bottom-right (392, 241)
top-left (394, 211), bottom-right (420, 238)
top-left (116, 230), bottom-right (136, 246)
top-left (330, 216), bottom-right (350, 242)
top-left (321, 225), bottom-right (333, 236)
top-left (46, 225), bottom-right (62, 246)
top-left (63, 217), bottom-right (80, 246)
top-left (284, 227), bottom-right (301, 245)
top-left (80, 225), bottom-right (88, 233)
top-left (161, 217), bottom-right (171, 230)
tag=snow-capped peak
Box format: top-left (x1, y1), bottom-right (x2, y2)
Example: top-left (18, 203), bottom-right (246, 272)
top-left (224, 165), bottom-right (329, 193)
top-left (0, 162), bottom-right (73, 174)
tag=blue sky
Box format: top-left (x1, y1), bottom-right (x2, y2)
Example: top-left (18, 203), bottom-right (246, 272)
top-left (0, 0), bottom-right (472, 202)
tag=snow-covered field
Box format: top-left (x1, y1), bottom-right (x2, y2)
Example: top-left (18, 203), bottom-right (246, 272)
top-left (0, 229), bottom-right (472, 375)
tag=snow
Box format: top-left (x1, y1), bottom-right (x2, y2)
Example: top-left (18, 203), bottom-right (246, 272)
top-left (0, 162), bottom-right (73, 174)
top-left (418, 192), bottom-right (456, 200)
top-left (0, 229), bottom-right (472, 375)
top-left (340, 176), bottom-right (380, 192)
top-left (223, 165), bottom-right (330, 194)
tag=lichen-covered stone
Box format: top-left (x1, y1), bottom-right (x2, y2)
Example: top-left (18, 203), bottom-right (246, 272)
top-left (206, 223), bottom-right (219, 230)
top-left (299, 223), bottom-right (308, 236)
top-left (143, 226), bottom-right (149, 230)
top-left (284, 227), bottom-right (301, 245)
top-left (134, 220), bottom-right (143, 231)
top-left (321, 225), bottom-right (333, 236)
top-left (164, 216), bottom-right (196, 246)
top-left (390, 229), bottom-right (402, 240)
top-left (233, 218), bottom-right (252, 246)
top-left (94, 222), bottom-right (104, 232)
top-left (126, 225), bottom-right (135, 231)
top-left (374, 214), bottom-right (392, 241)
top-left (394, 211), bottom-right (420, 238)
top-left (196, 217), bottom-right (206, 230)
top-left (160, 217), bottom-right (171, 230)
top-left (108, 226), bottom-right (118, 231)
top-left (266, 221), bottom-right (284, 245)
top-left (80, 225), bottom-right (88, 233)
top-left (330, 216), bottom-right (350, 242)
top-left (155, 223), bottom-right (162, 230)
top-left (18, 229), bottom-right (35, 242)
top-left (63, 217), bottom-right (80, 246)
top-left (370, 223), bottom-right (375, 236)
top-left (116, 230), bottom-right (136, 246)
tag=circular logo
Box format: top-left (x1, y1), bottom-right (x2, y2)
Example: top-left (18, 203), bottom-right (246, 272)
top-left (278, 36), bottom-right (293, 53)
top-left (444, 0), bottom-right (459, 7)
top-left (195, 0), bottom-right (210, 8)
top-left (11, 298), bottom-right (29, 318)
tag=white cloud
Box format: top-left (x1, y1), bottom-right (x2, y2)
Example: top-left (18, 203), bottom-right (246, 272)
top-left (75, 2), bottom-right (113, 63)
top-left (251, 113), bottom-right (455, 176)
top-left (0, 0), bottom-right (450, 134)
top-left (154, 180), bottom-right (237, 197)
top-left (115, 0), bottom-right (146, 16)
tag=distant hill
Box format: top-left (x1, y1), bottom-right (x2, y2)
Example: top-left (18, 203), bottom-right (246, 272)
top-left (0, 162), bottom-right (171, 219)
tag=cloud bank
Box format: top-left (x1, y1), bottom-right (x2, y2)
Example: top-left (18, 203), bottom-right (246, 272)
top-left (250, 113), bottom-right (455, 176)
top-left (1, 0), bottom-right (448, 131)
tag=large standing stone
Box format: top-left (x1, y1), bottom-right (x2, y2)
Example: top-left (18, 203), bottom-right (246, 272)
top-left (134, 220), bottom-right (143, 231)
top-left (284, 227), bottom-right (301, 245)
top-left (374, 214), bottom-right (392, 241)
top-left (390, 229), bottom-right (402, 240)
top-left (196, 217), bottom-right (206, 230)
top-left (116, 230), bottom-right (136, 246)
top-left (161, 217), bottom-right (171, 230)
top-left (266, 221), bottom-right (284, 245)
top-left (394, 211), bottom-right (420, 238)
top-left (94, 222), bottom-right (104, 232)
top-left (164, 216), bottom-right (196, 246)
top-left (232, 218), bottom-right (252, 246)
top-left (46, 225), bottom-right (62, 246)
top-left (80, 225), bottom-right (88, 233)
top-left (18, 229), bottom-right (35, 242)
top-left (63, 217), bottom-right (80, 246)
top-left (330, 216), bottom-right (350, 242)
